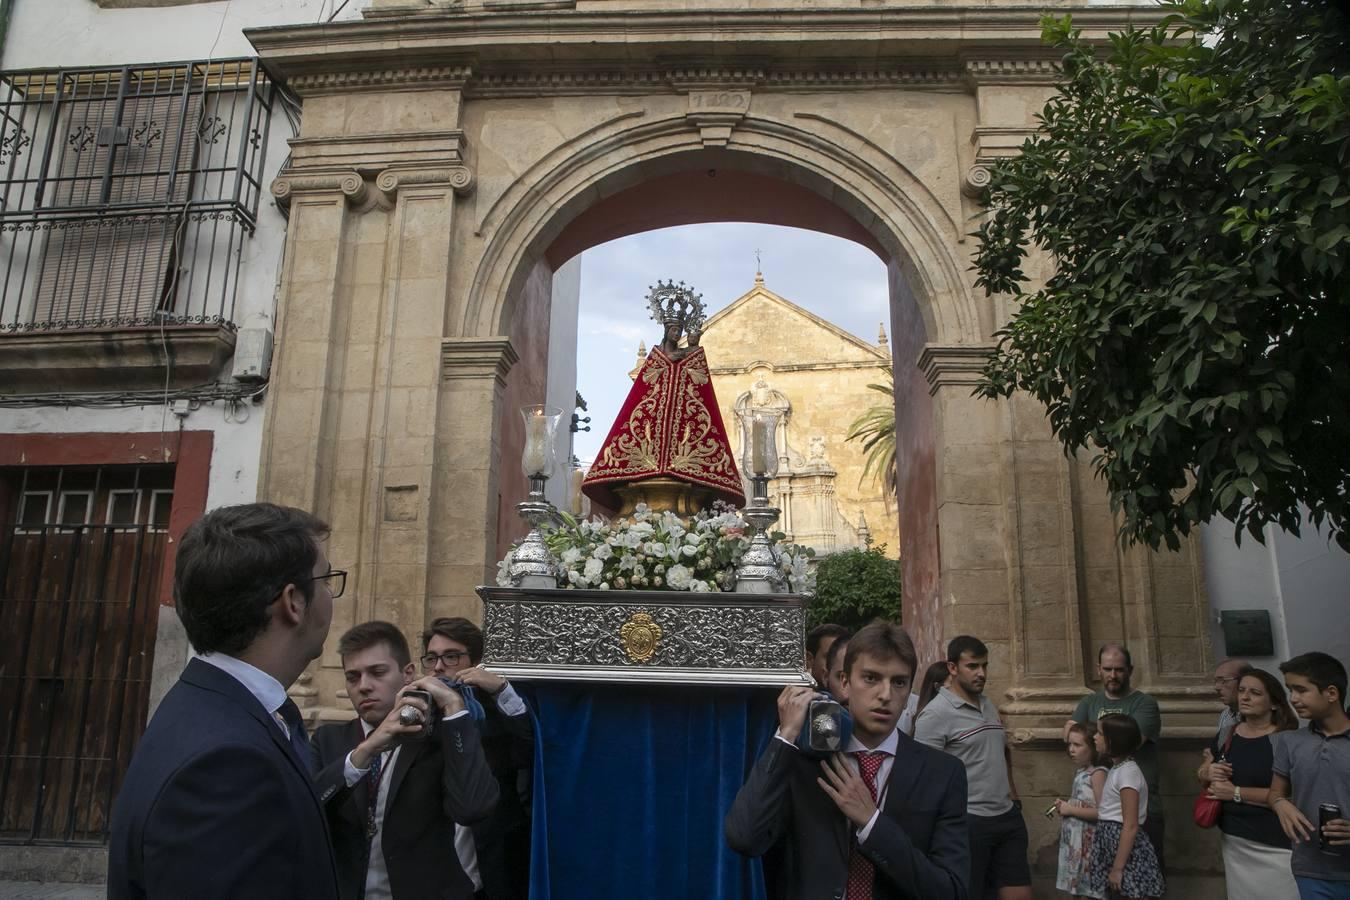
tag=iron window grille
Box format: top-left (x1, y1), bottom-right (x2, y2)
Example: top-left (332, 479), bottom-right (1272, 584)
top-left (0, 58), bottom-right (276, 334)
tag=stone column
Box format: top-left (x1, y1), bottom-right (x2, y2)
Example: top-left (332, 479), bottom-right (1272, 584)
top-left (428, 337), bottom-right (519, 623)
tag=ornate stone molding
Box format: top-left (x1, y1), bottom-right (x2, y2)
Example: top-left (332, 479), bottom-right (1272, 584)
top-left (286, 65), bottom-right (473, 96)
top-left (463, 66), bottom-right (963, 98)
top-left (270, 168), bottom-right (370, 210)
top-left (441, 336), bottom-right (519, 386)
top-left (917, 342), bottom-right (995, 396)
top-left (376, 165), bottom-right (475, 199)
top-left (964, 58), bottom-right (1061, 86)
top-left (684, 89), bottom-right (750, 148)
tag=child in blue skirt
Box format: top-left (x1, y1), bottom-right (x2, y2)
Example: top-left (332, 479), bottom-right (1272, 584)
top-left (1088, 713), bottom-right (1165, 898)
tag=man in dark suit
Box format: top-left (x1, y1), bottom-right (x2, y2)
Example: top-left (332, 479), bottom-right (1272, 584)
top-left (108, 503), bottom-right (342, 900)
top-left (726, 621), bottom-right (970, 900)
top-left (420, 617), bottom-right (534, 900)
top-left (311, 620), bottom-right (499, 900)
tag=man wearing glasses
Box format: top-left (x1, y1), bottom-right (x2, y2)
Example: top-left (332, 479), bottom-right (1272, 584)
top-left (1197, 659), bottom-right (1253, 792)
top-left (109, 503), bottom-right (343, 900)
top-left (310, 621), bottom-right (498, 900)
top-left (422, 617), bottom-right (535, 900)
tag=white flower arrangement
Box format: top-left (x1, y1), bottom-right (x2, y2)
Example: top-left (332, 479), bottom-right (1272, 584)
top-left (496, 501), bottom-right (816, 593)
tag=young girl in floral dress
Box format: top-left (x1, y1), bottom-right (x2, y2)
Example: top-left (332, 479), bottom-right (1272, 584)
top-left (1055, 722), bottom-right (1108, 898)
top-left (1088, 714), bottom-right (1166, 899)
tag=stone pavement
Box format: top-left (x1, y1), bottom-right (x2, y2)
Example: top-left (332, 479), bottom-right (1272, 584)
top-left (0, 883), bottom-right (104, 899)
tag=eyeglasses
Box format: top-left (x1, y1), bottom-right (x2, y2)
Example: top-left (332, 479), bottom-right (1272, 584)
top-left (1214, 676), bottom-right (1239, 686)
top-left (421, 651), bottom-right (469, 670)
top-left (308, 569), bottom-right (347, 599)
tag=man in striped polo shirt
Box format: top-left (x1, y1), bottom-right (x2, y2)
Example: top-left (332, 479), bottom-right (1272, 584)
top-left (914, 635), bottom-right (1032, 900)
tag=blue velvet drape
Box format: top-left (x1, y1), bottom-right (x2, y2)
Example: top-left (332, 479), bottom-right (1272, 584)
top-left (519, 682), bottom-right (779, 900)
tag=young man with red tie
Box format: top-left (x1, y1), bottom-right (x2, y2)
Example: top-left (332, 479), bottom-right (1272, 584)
top-left (725, 621), bottom-right (970, 900)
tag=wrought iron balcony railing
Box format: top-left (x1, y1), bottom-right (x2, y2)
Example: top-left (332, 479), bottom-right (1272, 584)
top-left (0, 58), bottom-right (276, 334)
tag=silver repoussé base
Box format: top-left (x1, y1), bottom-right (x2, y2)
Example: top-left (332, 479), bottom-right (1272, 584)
top-left (735, 475), bottom-right (787, 593)
top-left (477, 585), bottom-right (813, 686)
top-left (507, 476), bottom-right (561, 589)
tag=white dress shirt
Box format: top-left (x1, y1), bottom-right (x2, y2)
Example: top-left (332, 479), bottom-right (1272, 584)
top-left (197, 652), bottom-right (292, 737)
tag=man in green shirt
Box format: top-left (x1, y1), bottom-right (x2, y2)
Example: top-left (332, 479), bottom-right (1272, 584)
top-left (1064, 643), bottom-right (1166, 871)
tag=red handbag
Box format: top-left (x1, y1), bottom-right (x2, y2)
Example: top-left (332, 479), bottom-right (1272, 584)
top-left (1193, 730), bottom-right (1235, 828)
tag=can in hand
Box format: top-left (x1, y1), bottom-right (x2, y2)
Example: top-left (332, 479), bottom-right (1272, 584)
top-left (1319, 803), bottom-right (1342, 855)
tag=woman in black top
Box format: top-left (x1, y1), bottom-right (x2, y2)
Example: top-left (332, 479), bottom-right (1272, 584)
top-left (1206, 668), bottom-right (1299, 900)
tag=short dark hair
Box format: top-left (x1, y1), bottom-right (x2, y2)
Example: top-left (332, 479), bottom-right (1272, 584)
top-left (1097, 713), bottom-right (1142, 762)
top-left (338, 621), bottom-right (411, 669)
top-left (947, 635), bottom-right (989, 664)
top-left (1098, 643), bottom-right (1133, 669)
top-left (843, 621), bottom-right (917, 680)
top-left (174, 503), bottom-right (330, 656)
top-left (422, 616), bottom-right (484, 664)
top-left (1280, 652), bottom-right (1348, 705)
top-left (824, 634), bottom-right (852, 673)
top-left (807, 623), bottom-right (851, 656)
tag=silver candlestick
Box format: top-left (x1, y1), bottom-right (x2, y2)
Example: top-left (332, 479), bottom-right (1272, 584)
top-left (508, 474), bottom-right (561, 589)
top-left (735, 475), bottom-right (787, 593)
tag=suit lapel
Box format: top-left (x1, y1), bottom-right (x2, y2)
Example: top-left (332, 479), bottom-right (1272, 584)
top-left (180, 658), bottom-right (325, 807)
top-left (385, 731), bottom-right (425, 814)
top-left (346, 719), bottom-right (372, 818)
top-left (881, 732), bottom-right (923, 818)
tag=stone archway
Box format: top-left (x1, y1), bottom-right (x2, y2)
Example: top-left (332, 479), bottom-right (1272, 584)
top-left (250, 4), bottom-right (1220, 888)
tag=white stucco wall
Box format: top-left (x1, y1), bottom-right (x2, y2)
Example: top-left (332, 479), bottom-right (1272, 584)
top-left (1202, 515), bottom-right (1350, 673)
top-left (546, 255), bottom-right (582, 509)
top-left (0, 0), bottom-right (370, 511)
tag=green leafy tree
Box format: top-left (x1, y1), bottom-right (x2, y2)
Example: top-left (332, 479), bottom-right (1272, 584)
top-left (974, 0), bottom-right (1350, 552)
top-left (807, 543), bottom-right (901, 631)
top-left (845, 370), bottom-right (898, 497)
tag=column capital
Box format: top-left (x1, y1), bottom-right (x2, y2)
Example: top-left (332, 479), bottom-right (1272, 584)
top-left (377, 164), bottom-right (475, 199)
top-left (270, 168), bottom-right (369, 210)
top-left (441, 336), bottom-right (519, 386)
top-left (917, 342), bottom-right (995, 396)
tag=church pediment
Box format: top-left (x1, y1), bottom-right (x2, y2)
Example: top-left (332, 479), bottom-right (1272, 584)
top-left (701, 283), bottom-right (889, 369)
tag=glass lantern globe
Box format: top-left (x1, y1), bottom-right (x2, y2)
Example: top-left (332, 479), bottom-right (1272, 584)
top-left (520, 404), bottom-right (564, 480)
top-left (737, 408), bottom-right (782, 478)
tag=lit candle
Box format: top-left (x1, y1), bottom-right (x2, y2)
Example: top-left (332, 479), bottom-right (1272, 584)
top-left (751, 419), bottom-right (767, 475)
top-left (523, 409), bottom-right (549, 476)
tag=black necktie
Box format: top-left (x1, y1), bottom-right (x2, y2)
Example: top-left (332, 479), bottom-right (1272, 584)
top-left (277, 698), bottom-right (315, 776)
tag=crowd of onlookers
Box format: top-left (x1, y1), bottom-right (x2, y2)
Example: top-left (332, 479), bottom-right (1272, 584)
top-left (98, 501), bottom-right (1348, 900)
top-left (732, 622), bottom-right (1350, 899)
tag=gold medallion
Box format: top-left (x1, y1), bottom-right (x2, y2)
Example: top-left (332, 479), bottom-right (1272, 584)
top-left (619, 612), bottom-right (663, 663)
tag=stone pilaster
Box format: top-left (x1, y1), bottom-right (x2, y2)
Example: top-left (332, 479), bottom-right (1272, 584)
top-left (428, 337), bottom-right (519, 623)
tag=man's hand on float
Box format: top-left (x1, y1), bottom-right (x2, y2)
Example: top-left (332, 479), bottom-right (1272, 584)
top-left (351, 696), bottom-right (427, 768)
top-left (455, 665), bottom-right (507, 696)
top-left (776, 685), bottom-right (815, 741)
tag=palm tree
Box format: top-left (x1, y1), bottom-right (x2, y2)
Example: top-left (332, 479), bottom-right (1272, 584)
top-left (845, 369), bottom-right (897, 497)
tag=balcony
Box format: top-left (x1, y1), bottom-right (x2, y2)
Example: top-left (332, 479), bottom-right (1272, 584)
top-left (0, 59), bottom-right (277, 393)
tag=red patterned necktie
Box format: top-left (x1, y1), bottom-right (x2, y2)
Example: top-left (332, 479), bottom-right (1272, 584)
top-left (844, 751), bottom-right (888, 900)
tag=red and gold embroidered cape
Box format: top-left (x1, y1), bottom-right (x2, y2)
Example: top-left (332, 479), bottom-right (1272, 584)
top-left (582, 345), bottom-right (745, 510)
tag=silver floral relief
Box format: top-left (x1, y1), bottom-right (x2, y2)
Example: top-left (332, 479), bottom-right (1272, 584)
top-left (480, 588), bottom-right (805, 673)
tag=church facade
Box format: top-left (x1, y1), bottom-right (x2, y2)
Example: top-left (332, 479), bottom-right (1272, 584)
top-left (697, 275), bottom-right (899, 559)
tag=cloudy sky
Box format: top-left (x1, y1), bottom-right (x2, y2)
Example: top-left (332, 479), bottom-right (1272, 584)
top-left (572, 223), bottom-right (889, 463)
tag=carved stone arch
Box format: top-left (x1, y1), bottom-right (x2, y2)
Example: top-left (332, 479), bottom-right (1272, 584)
top-left (459, 110), bottom-right (984, 349)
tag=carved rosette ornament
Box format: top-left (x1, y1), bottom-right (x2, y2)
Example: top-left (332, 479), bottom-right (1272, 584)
top-left (619, 612), bottom-right (663, 663)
